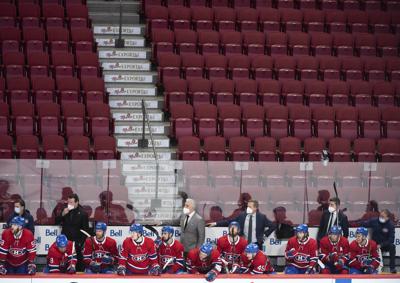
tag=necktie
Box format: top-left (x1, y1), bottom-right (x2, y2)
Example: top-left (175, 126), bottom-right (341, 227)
top-left (184, 215), bottom-right (189, 230)
top-left (248, 215), bottom-right (253, 244)
top-left (327, 213), bottom-right (333, 234)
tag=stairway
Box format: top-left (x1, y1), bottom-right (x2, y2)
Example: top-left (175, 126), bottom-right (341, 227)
top-left (88, 0), bottom-right (181, 220)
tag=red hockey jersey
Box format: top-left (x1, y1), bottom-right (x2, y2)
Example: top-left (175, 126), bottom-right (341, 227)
top-left (0, 228), bottom-right (36, 267)
top-left (217, 235), bottom-right (247, 267)
top-left (285, 236), bottom-right (318, 269)
top-left (158, 239), bottom-right (185, 273)
top-left (348, 239), bottom-right (380, 270)
top-left (47, 241), bottom-right (77, 273)
top-left (118, 236), bottom-right (159, 274)
top-left (319, 236), bottom-right (350, 265)
top-left (240, 250), bottom-right (274, 274)
top-left (186, 248), bottom-right (222, 274)
top-left (83, 236), bottom-right (118, 269)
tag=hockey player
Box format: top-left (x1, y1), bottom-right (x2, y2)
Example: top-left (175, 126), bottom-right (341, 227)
top-left (240, 243), bottom-right (275, 274)
top-left (349, 227), bottom-right (380, 274)
top-left (0, 216), bottom-right (36, 275)
top-left (216, 221), bottom-right (247, 273)
top-left (319, 226), bottom-right (350, 274)
top-left (117, 223), bottom-right (161, 276)
top-left (186, 243), bottom-right (222, 282)
top-left (284, 224), bottom-right (319, 274)
top-left (83, 222), bottom-right (119, 274)
top-left (157, 226), bottom-right (185, 274)
top-left (45, 234), bottom-right (77, 274)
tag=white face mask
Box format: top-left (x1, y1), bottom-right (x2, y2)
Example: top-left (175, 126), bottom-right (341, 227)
top-left (328, 206), bottom-right (335, 213)
top-left (67, 204), bottom-right (75, 210)
top-left (183, 207), bottom-right (190, 215)
top-left (246, 207), bottom-right (253, 214)
top-left (379, 217), bottom-right (387, 223)
top-left (14, 207), bottom-right (21, 214)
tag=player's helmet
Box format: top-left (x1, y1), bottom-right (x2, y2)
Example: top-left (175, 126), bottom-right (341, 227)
top-left (10, 216), bottom-right (25, 227)
top-left (162, 226), bottom-right (174, 235)
top-left (200, 243), bottom-right (213, 256)
top-left (295, 224), bottom-right (308, 233)
top-left (56, 234), bottom-right (68, 248)
top-left (228, 221), bottom-right (240, 231)
top-left (356, 227), bottom-right (368, 237)
top-left (329, 225), bottom-right (342, 235)
top-left (244, 243), bottom-right (259, 254)
top-left (130, 223), bottom-right (144, 235)
top-left (95, 222), bottom-right (107, 232)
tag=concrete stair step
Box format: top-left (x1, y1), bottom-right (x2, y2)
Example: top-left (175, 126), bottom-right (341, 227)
top-left (101, 60), bottom-right (151, 71)
top-left (94, 25), bottom-right (145, 35)
top-left (114, 121), bottom-right (169, 135)
top-left (119, 148), bottom-right (174, 160)
top-left (87, 1), bottom-right (141, 13)
top-left (107, 85), bottom-right (157, 96)
top-left (96, 35), bottom-right (145, 48)
top-left (116, 135), bottom-right (170, 148)
top-left (111, 109), bottom-right (164, 121)
top-left (89, 12), bottom-right (140, 24)
top-left (109, 96), bottom-right (163, 109)
top-left (104, 71), bottom-right (157, 84)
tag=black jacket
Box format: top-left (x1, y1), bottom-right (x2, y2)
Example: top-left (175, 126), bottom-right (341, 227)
top-left (55, 205), bottom-right (89, 244)
top-left (362, 217), bottom-right (395, 247)
top-left (7, 210), bottom-right (35, 234)
top-left (317, 210), bottom-right (349, 241)
top-left (216, 211), bottom-right (276, 246)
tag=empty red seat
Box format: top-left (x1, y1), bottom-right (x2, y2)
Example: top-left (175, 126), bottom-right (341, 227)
top-left (62, 102), bottom-right (86, 138)
top-left (227, 54), bottom-right (250, 79)
top-left (363, 57), bottom-right (385, 81)
top-left (18, 3), bottom-right (40, 27)
top-left (220, 30), bottom-right (242, 55)
top-left (303, 9), bottom-right (324, 32)
top-left (67, 135), bottom-right (91, 159)
top-left (164, 78), bottom-right (187, 111)
top-left (329, 137), bottom-right (352, 162)
top-left (175, 29), bottom-right (197, 54)
top-left (353, 138), bottom-right (376, 162)
top-left (218, 104), bottom-right (241, 139)
top-left (341, 57), bottom-right (363, 81)
top-left (349, 81), bottom-right (373, 107)
top-left (211, 78), bottom-right (234, 105)
top-left (253, 136), bottom-right (276, 161)
top-left (236, 8), bottom-right (258, 31)
top-left (258, 79), bottom-right (280, 106)
top-left (287, 32), bottom-right (309, 56)
top-left (372, 81), bottom-right (396, 106)
top-left (279, 136), bottom-right (301, 161)
top-left (170, 103), bottom-right (194, 138)
top-left (242, 104), bottom-right (264, 140)
top-left (177, 136), bottom-right (201, 160)
top-left (47, 27), bottom-right (70, 52)
top-left (266, 32), bottom-right (287, 55)
top-left (332, 32), bottom-right (354, 57)
top-left (242, 31), bottom-right (265, 56)
top-left (296, 56), bottom-right (319, 80)
top-left (31, 76), bottom-right (56, 104)
top-left (151, 28), bottom-right (174, 58)
top-left (70, 27), bottom-right (94, 51)
top-left (310, 32), bottom-right (332, 56)
top-left (235, 78), bottom-right (257, 106)
top-left (7, 77), bottom-right (30, 103)
top-left (335, 106), bottom-right (358, 141)
top-left (304, 80), bottom-right (327, 106)
top-left (289, 105), bottom-right (312, 140)
top-left (187, 77), bottom-right (210, 106)
top-left (181, 53), bottom-right (204, 79)
top-left (0, 27), bottom-right (21, 42)
top-left (214, 7), bottom-right (235, 30)
top-left (376, 34), bottom-right (399, 57)
top-left (377, 138), bottom-right (400, 162)
top-left (325, 10), bottom-right (346, 32)
top-left (312, 106), bottom-right (335, 140)
top-left (157, 53), bottom-right (181, 83)
top-left (258, 8), bottom-right (280, 32)
top-left (191, 7), bottom-right (213, 30)
top-left (281, 79), bottom-right (304, 105)
top-left (203, 136), bottom-right (226, 161)
top-left (358, 106), bottom-right (381, 140)
top-left (227, 136), bottom-right (251, 161)
top-left (205, 54), bottom-right (227, 79)
top-left (66, 4), bottom-right (89, 19)
top-left (0, 134), bottom-right (14, 159)
top-left (368, 11), bottom-right (391, 34)
top-left (0, 3), bottom-right (17, 18)
top-left (169, 7), bottom-right (191, 30)
top-left (251, 55), bottom-right (273, 80)
top-left (354, 33), bottom-right (377, 57)
top-left (76, 52), bottom-right (100, 78)
top-left (27, 51), bottom-right (50, 77)
top-left (280, 8), bottom-right (303, 32)
top-left (274, 55), bottom-right (296, 79)
top-left (346, 10), bottom-right (368, 33)
top-left (318, 56), bottom-right (341, 81)
top-left (87, 103), bottom-right (112, 138)
top-left (0, 101), bottom-right (9, 135)
top-left (42, 135), bottom-right (65, 160)
top-left (195, 103), bottom-right (217, 138)
top-left (11, 102), bottom-right (35, 135)
top-left (146, 6), bottom-right (168, 35)
top-left (266, 105), bottom-right (288, 139)
top-left (386, 58), bottom-right (400, 81)
top-left (327, 80), bottom-right (349, 106)
top-left (57, 77), bottom-right (81, 105)
top-left (198, 30), bottom-right (220, 54)
top-left (93, 136), bottom-right (118, 160)
top-left (37, 102), bottom-right (61, 136)
top-left (81, 77), bottom-right (106, 104)
top-left (16, 135), bottom-right (40, 159)
top-left (381, 106), bottom-right (400, 139)
top-left (304, 137), bottom-right (325, 161)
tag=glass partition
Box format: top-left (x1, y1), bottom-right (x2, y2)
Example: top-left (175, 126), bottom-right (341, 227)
top-left (0, 159), bottom-right (399, 227)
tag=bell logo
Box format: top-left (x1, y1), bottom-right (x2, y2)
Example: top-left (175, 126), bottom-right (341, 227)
top-left (45, 229), bottom-right (58, 236)
top-left (110, 230), bottom-right (122, 237)
top-left (270, 239), bottom-right (281, 245)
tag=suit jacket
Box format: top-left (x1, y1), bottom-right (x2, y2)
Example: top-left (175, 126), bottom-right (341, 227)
top-left (317, 210), bottom-right (349, 241)
top-left (216, 211), bottom-right (276, 247)
top-left (171, 212), bottom-right (205, 252)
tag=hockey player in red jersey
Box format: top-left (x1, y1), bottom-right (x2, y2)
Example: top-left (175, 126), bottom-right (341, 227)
top-left (319, 225), bottom-right (350, 274)
top-left (349, 227), bottom-right (380, 274)
top-left (157, 226), bottom-right (185, 274)
top-left (186, 243), bottom-right (222, 282)
top-left (284, 224), bottom-right (319, 274)
top-left (216, 221), bottom-right (247, 273)
top-left (83, 222), bottom-right (118, 274)
top-left (117, 223), bottom-right (161, 276)
top-left (239, 243), bottom-right (275, 274)
top-left (45, 234), bottom-right (77, 274)
top-left (0, 216), bottom-right (36, 275)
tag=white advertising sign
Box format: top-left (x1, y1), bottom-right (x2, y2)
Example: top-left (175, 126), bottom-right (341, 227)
top-left (94, 26), bottom-right (142, 35)
top-left (99, 50), bottom-right (147, 59)
top-left (120, 151), bottom-right (172, 161)
top-left (102, 62), bottom-right (151, 71)
top-left (117, 138), bottom-right (169, 148)
top-left (109, 100), bottom-right (159, 109)
top-left (123, 163), bottom-right (175, 172)
top-left (104, 74), bottom-right (153, 83)
top-left (114, 125), bottom-right (165, 134)
top-left (113, 112), bottom-right (163, 122)
top-left (96, 38), bottom-right (145, 47)
top-left (107, 87), bottom-right (156, 96)
top-left (127, 186), bottom-right (178, 196)
top-left (125, 174), bottom-right (176, 184)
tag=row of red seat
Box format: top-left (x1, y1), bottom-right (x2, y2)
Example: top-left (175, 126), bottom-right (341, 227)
top-left (152, 29), bottom-right (399, 59)
top-left (146, 6), bottom-right (400, 34)
top-left (0, 134), bottom-right (118, 160)
top-left (170, 103), bottom-right (400, 140)
top-left (176, 135), bottom-right (400, 161)
top-left (143, 0), bottom-right (400, 12)
top-left (0, 101), bottom-right (113, 138)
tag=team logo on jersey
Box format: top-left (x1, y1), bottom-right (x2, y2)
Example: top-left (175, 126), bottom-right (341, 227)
top-left (94, 251), bottom-right (106, 259)
top-left (9, 248), bottom-right (25, 257)
top-left (131, 254), bottom-right (147, 262)
top-left (295, 253), bottom-right (309, 262)
top-left (224, 253), bottom-right (239, 262)
top-left (160, 256), bottom-right (173, 264)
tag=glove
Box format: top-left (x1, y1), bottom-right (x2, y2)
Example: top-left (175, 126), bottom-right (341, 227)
top-left (231, 263), bottom-right (241, 274)
top-left (117, 265), bottom-right (126, 276)
top-left (0, 264), bottom-right (7, 275)
top-left (361, 258), bottom-right (372, 267)
top-left (90, 261), bottom-right (101, 273)
top-left (334, 258), bottom-right (345, 270)
top-left (205, 270), bottom-right (218, 282)
top-left (363, 265), bottom-right (375, 274)
top-left (286, 248), bottom-right (297, 260)
top-left (102, 255), bottom-right (113, 265)
top-left (305, 266), bottom-right (315, 274)
top-left (328, 252), bottom-right (338, 263)
top-left (67, 264), bottom-right (76, 274)
top-left (148, 265), bottom-right (161, 276)
top-left (154, 238), bottom-right (162, 249)
top-left (27, 263), bottom-right (36, 275)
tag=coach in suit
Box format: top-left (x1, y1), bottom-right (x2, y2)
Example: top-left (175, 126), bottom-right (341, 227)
top-left (209, 199), bottom-right (276, 250)
top-left (317, 197), bottom-right (349, 242)
top-left (163, 198), bottom-right (205, 253)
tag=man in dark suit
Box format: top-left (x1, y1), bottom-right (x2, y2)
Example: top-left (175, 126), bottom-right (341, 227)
top-left (317, 197), bottom-right (349, 242)
top-left (208, 200), bottom-right (276, 250)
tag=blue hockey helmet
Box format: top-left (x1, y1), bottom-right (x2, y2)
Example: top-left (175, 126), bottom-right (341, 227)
top-left (329, 225), bottom-right (342, 235)
top-left (56, 234), bottom-right (68, 248)
top-left (95, 222), bottom-right (107, 232)
top-left (228, 221), bottom-right (240, 231)
top-left (161, 226), bottom-right (174, 235)
top-left (200, 243), bottom-right (213, 256)
top-left (356, 227), bottom-right (368, 237)
top-left (130, 223), bottom-right (144, 235)
top-left (295, 224), bottom-right (309, 233)
top-left (244, 243), bottom-right (259, 254)
top-left (10, 216), bottom-right (25, 227)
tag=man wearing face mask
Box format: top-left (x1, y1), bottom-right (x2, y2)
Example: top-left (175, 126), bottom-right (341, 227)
top-left (157, 226), bottom-right (185, 274)
top-left (216, 221), bottom-right (248, 273)
top-left (55, 193), bottom-right (89, 272)
top-left (317, 197), bottom-right (349, 242)
top-left (7, 199), bottom-right (34, 234)
top-left (209, 200), bottom-right (276, 250)
top-left (361, 209), bottom-right (396, 274)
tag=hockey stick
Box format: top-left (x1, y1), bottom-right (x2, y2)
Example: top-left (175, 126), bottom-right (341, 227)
top-left (162, 257), bottom-right (175, 271)
top-left (144, 225), bottom-right (160, 238)
top-left (333, 182), bottom-right (340, 227)
top-left (220, 258), bottom-right (231, 274)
